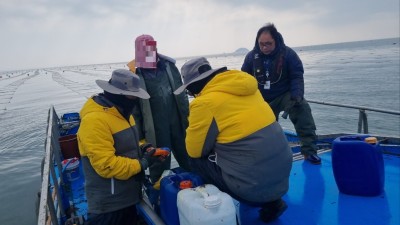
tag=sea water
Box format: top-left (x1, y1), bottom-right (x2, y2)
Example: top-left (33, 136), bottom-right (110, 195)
top-left (0, 38), bottom-right (399, 225)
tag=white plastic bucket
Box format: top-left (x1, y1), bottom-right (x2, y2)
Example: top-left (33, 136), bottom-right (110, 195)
top-left (62, 157), bottom-right (80, 182)
top-left (177, 184), bottom-right (236, 225)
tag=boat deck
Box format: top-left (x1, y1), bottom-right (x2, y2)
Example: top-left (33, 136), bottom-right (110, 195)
top-left (40, 107), bottom-right (399, 225)
top-left (49, 148), bottom-right (400, 225)
top-left (238, 151), bottom-right (400, 225)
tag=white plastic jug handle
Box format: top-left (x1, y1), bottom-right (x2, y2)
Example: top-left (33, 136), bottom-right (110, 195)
top-left (196, 186), bottom-right (210, 199)
top-left (195, 186), bottom-right (221, 208)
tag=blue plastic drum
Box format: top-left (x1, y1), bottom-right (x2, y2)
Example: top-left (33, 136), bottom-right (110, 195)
top-left (332, 134), bottom-right (384, 196)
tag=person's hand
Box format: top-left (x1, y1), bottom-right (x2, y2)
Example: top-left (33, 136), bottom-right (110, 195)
top-left (139, 143), bottom-right (156, 170)
top-left (140, 143), bottom-right (154, 153)
top-left (153, 147), bottom-right (171, 162)
top-left (139, 144), bottom-right (171, 170)
top-left (291, 96), bottom-right (303, 105)
top-left (282, 97), bottom-right (300, 119)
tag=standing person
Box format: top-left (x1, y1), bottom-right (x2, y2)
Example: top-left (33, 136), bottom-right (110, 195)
top-left (174, 57), bottom-right (292, 223)
top-left (128, 34), bottom-right (191, 183)
top-left (77, 69), bottom-right (162, 225)
top-left (241, 23), bottom-right (321, 164)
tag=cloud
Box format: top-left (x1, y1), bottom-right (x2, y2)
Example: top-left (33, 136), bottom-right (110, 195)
top-left (0, 0), bottom-right (398, 71)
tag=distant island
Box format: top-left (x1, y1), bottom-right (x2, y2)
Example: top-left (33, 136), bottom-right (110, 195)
top-left (233, 48), bottom-right (249, 54)
top-left (177, 47), bottom-right (250, 60)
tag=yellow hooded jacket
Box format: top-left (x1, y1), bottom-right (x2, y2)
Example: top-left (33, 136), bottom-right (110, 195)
top-left (186, 70), bottom-right (292, 203)
top-left (77, 95), bottom-right (143, 214)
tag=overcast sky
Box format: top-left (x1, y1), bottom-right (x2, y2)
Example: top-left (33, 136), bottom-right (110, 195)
top-left (0, 0), bottom-right (399, 71)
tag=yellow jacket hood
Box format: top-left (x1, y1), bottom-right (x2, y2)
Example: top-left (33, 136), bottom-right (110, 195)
top-left (80, 96), bottom-right (123, 120)
top-left (200, 70), bottom-right (258, 97)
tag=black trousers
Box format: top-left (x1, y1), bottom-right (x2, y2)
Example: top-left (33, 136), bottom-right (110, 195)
top-left (86, 204), bottom-right (138, 225)
top-left (268, 92), bottom-right (318, 155)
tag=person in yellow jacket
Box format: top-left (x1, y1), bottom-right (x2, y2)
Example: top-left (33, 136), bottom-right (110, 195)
top-left (77, 69), bottom-right (162, 225)
top-left (174, 57), bottom-right (293, 223)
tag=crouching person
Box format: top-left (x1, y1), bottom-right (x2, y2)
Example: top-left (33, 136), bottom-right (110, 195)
top-left (77, 69), bottom-right (163, 225)
top-left (173, 57), bottom-right (293, 223)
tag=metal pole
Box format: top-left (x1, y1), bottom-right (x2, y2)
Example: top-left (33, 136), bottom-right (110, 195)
top-left (358, 110), bottom-right (363, 133)
top-left (362, 110), bottom-right (369, 134)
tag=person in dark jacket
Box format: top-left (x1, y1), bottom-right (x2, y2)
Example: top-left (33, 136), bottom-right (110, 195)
top-left (128, 34), bottom-right (191, 183)
top-left (77, 69), bottom-right (163, 225)
top-left (174, 57), bottom-right (292, 223)
top-left (241, 23), bottom-right (321, 164)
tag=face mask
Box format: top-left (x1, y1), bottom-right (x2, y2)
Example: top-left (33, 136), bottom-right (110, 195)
top-left (103, 91), bottom-right (137, 116)
top-left (135, 35), bottom-right (157, 69)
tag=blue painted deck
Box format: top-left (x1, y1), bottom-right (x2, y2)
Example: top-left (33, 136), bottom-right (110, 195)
top-left (239, 151), bottom-right (400, 225)
top-left (55, 147), bottom-right (400, 225)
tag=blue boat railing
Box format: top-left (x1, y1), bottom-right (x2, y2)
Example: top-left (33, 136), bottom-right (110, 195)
top-left (307, 99), bottom-right (400, 134)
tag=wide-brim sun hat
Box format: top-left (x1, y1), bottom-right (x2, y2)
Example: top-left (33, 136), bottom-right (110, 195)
top-left (173, 57), bottom-right (225, 95)
top-left (96, 69), bottom-right (150, 99)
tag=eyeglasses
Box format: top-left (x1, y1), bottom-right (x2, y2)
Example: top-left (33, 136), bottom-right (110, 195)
top-left (259, 41), bottom-right (274, 47)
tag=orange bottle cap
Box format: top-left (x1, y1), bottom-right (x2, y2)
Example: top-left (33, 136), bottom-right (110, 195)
top-left (365, 137), bottom-right (378, 144)
top-left (179, 180), bottom-right (193, 189)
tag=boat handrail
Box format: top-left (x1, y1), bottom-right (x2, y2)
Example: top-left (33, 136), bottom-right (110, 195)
top-left (307, 99), bottom-right (400, 134)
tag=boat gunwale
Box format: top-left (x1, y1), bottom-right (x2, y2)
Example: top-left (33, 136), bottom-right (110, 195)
top-left (37, 107), bottom-right (55, 224)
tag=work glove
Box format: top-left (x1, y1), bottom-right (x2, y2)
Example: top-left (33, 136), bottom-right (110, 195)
top-left (139, 144), bottom-right (171, 170)
top-left (140, 143), bottom-right (154, 153)
top-left (291, 96), bottom-right (303, 105)
top-left (141, 143), bottom-right (171, 161)
top-left (139, 144), bottom-right (156, 170)
top-left (282, 96), bottom-right (302, 119)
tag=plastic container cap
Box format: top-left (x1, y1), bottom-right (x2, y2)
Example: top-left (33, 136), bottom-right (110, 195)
top-left (179, 180), bottom-right (193, 189)
top-left (365, 137), bottom-right (378, 144)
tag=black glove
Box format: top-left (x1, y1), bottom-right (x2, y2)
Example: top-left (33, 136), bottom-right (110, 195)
top-left (291, 96), bottom-right (303, 105)
top-left (282, 96), bottom-right (303, 119)
top-left (140, 143), bottom-right (154, 152)
top-left (139, 144), bottom-right (156, 170)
